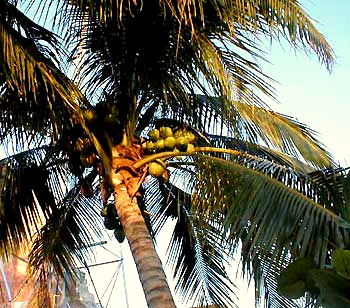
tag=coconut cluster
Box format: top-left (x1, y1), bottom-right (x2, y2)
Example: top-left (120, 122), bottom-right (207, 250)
top-left (144, 126), bottom-right (196, 178)
top-left (100, 202), bottom-right (125, 243)
top-left (65, 101), bottom-right (122, 177)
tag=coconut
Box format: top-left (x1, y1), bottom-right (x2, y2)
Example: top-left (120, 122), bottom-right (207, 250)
top-left (145, 141), bottom-right (156, 154)
top-left (156, 139), bottom-right (165, 152)
top-left (148, 129), bottom-right (160, 142)
top-left (114, 227), bottom-right (125, 243)
top-left (164, 136), bottom-right (176, 150)
top-left (174, 129), bottom-right (184, 138)
top-left (175, 136), bottom-right (188, 152)
top-left (149, 161), bottom-right (166, 177)
top-left (104, 113), bottom-right (120, 132)
top-left (159, 126), bottom-right (173, 138)
top-left (104, 217), bottom-right (118, 230)
top-left (83, 108), bottom-right (97, 124)
top-left (185, 132), bottom-right (196, 143)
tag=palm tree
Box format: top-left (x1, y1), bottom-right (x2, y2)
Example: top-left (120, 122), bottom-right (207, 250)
top-left (1, 0), bottom-right (349, 307)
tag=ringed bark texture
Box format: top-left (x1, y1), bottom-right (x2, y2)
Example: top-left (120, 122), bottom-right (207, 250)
top-left (112, 173), bottom-right (176, 308)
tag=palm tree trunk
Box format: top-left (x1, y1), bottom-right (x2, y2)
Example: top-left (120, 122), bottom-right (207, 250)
top-left (111, 170), bottom-right (176, 308)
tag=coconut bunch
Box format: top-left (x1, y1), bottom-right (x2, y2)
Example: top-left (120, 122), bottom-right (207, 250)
top-left (144, 126), bottom-right (196, 178)
top-left (83, 100), bottom-right (123, 146)
top-left (100, 202), bottom-right (125, 243)
top-left (64, 101), bottom-right (122, 178)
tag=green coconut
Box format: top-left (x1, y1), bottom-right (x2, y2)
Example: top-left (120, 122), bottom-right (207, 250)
top-left (114, 226), bottom-right (125, 243)
top-left (164, 136), bottom-right (176, 151)
top-left (104, 113), bottom-right (120, 131)
top-left (149, 161), bottom-right (166, 177)
top-left (83, 108), bottom-right (97, 124)
top-left (185, 132), bottom-right (196, 143)
top-left (174, 129), bottom-right (184, 138)
top-left (175, 136), bottom-right (188, 152)
top-left (104, 217), bottom-right (118, 230)
top-left (156, 139), bottom-right (165, 152)
top-left (145, 141), bottom-right (156, 154)
top-left (159, 126), bottom-right (173, 138)
top-left (68, 152), bottom-right (85, 176)
top-left (148, 129), bottom-right (160, 142)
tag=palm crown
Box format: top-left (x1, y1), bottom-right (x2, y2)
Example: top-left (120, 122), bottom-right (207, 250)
top-left (1, 1), bottom-right (349, 307)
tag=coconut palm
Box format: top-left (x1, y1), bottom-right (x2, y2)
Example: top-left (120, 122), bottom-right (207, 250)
top-left (1, 0), bottom-right (349, 307)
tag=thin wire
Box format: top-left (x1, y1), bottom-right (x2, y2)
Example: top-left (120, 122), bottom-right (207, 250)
top-left (105, 264), bottom-right (121, 307)
top-left (76, 259), bottom-right (123, 269)
top-left (101, 262), bottom-right (121, 300)
top-left (83, 260), bottom-right (103, 308)
top-left (101, 243), bottom-right (122, 258)
top-left (121, 244), bottom-right (130, 308)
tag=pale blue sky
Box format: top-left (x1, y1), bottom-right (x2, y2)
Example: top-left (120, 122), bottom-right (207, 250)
top-left (261, 0), bottom-right (350, 165)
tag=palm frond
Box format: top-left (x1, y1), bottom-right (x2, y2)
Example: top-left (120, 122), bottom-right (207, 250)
top-left (161, 0), bottom-right (334, 71)
top-left (205, 134), bottom-right (314, 172)
top-left (0, 147), bottom-right (60, 259)
top-left (193, 95), bottom-right (333, 168)
top-left (58, 0), bottom-right (335, 72)
top-left (0, 2), bottom-right (84, 123)
top-left (192, 156), bottom-right (350, 267)
top-left (28, 187), bottom-right (101, 278)
top-left (190, 156), bottom-right (350, 307)
top-left (306, 167), bottom-right (350, 221)
top-left (250, 246), bottom-right (305, 308)
top-left (143, 175), bottom-right (237, 307)
top-left (27, 268), bottom-right (55, 308)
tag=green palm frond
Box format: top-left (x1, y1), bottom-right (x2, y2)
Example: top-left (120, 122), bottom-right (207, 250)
top-left (27, 187), bottom-right (103, 308)
top-left (0, 147), bottom-right (61, 258)
top-left (58, 0), bottom-right (334, 72)
top-left (250, 247), bottom-right (304, 308)
top-left (231, 103), bottom-right (333, 167)
top-left (306, 167), bottom-right (350, 221)
top-left (28, 185), bottom-right (102, 278)
top-left (206, 134), bottom-right (314, 172)
top-left (190, 155), bottom-right (350, 307)
top-left (161, 0), bottom-right (334, 70)
top-left (192, 95), bottom-right (333, 168)
top-left (0, 145), bottom-right (101, 256)
top-left (192, 156), bottom-right (350, 267)
top-left (0, 1), bottom-right (84, 122)
top-left (0, 86), bottom-right (76, 149)
top-left (143, 176), bottom-right (237, 307)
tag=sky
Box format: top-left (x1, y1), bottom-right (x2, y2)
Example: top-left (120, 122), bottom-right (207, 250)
top-left (83, 1), bottom-right (350, 307)
top-left (260, 0), bottom-right (350, 166)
